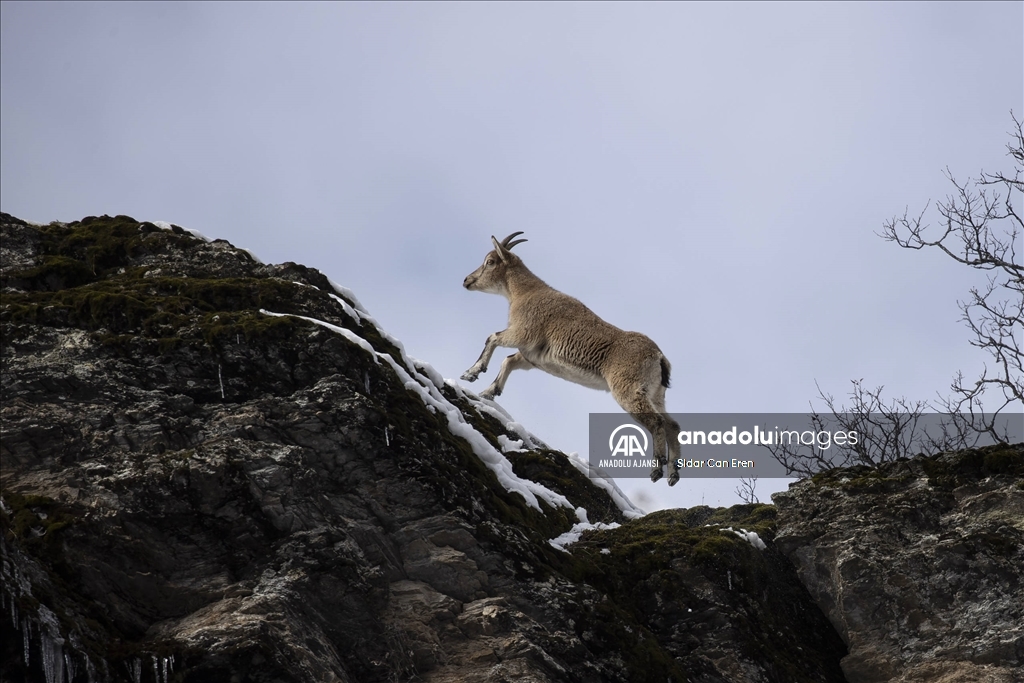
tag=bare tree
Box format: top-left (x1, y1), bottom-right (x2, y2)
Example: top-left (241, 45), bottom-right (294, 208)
top-left (880, 113), bottom-right (1023, 439)
top-left (767, 114), bottom-right (1023, 477)
top-left (735, 477), bottom-right (759, 504)
top-left (767, 380), bottom-right (989, 478)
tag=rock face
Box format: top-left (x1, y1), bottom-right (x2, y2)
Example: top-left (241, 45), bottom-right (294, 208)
top-left (0, 211), bottom-right (1019, 683)
top-left (773, 445), bottom-right (1024, 683)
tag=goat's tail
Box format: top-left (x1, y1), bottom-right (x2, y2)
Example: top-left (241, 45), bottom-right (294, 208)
top-left (660, 356), bottom-right (671, 389)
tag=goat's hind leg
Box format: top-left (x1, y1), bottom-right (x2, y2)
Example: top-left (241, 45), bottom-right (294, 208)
top-left (646, 417), bottom-right (670, 484)
top-left (643, 416), bottom-right (681, 485)
top-left (611, 388), bottom-right (670, 483)
top-left (663, 413), bottom-right (681, 486)
top-left (480, 351), bottom-right (533, 399)
top-left (647, 409), bottom-right (679, 483)
top-left (648, 386), bottom-right (682, 486)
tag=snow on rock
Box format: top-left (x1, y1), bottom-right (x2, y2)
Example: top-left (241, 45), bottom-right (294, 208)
top-left (236, 248), bottom-right (264, 264)
top-left (153, 220), bottom-right (262, 262)
top-left (326, 278), bottom-right (371, 316)
top-left (259, 310), bottom-right (379, 362)
top-left (565, 452), bottom-right (646, 520)
top-left (548, 520), bottom-right (622, 553)
top-left (152, 221), bottom-right (211, 242)
top-left (262, 271), bottom-right (645, 530)
top-left (721, 527), bottom-right (767, 551)
top-left (445, 383), bottom-right (550, 451)
top-left (259, 306), bottom-right (574, 514)
top-left (497, 435), bottom-right (525, 453)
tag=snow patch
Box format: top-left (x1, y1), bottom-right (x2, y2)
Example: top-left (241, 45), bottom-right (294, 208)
top-left (260, 310), bottom-right (379, 362)
top-left (721, 527), bottom-right (767, 551)
top-left (548, 520), bottom-right (621, 553)
top-left (326, 278), bottom-right (370, 315)
top-left (565, 452), bottom-right (646, 519)
top-left (152, 221), bottom-right (211, 242)
top-left (497, 435), bottom-right (525, 453)
top-left (237, 248), bottom-right (264, 264)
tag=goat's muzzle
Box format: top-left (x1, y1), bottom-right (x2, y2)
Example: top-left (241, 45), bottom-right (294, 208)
top-left (463, 275), bottom-right (477, 289)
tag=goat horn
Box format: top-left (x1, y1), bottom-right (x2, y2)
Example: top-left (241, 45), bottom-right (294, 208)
top-left (500, 232), bottom-right (527, 251)
top-left (500, 232), bottom-right (526, 249)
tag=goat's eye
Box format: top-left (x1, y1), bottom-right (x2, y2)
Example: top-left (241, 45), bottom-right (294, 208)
top-left (486, 258), bottom-right (495, 266)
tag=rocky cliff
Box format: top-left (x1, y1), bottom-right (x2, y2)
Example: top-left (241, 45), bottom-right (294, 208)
top-left (0, 212), bottom-right (1020, 683)
top-left (774, 445), bottom-right (1024, 683)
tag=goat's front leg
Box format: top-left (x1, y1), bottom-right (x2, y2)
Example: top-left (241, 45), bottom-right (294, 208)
top-left (461, 331), bottom-right (507, 382)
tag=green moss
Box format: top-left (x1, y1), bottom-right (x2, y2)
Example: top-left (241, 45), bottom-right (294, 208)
top-left (923, 443), bottom-right (1024, 489)
top-left (0, 491), bottom-right (79, 550)
top-left (4, 273), bottom-right (318, 346)
top-left (3, 255), bottom-right (97, 290)
top-left (36, 214), bottom-right (189, 277)
top-left (982, 445), bottom-right (1023, 475)
top-left (568, 506), bottom-right (776, 594)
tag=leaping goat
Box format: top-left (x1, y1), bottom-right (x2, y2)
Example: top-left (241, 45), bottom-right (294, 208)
top-left (461, 233), bottom-right (682, 485)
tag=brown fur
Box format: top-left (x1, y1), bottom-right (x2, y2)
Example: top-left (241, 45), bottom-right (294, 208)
top-left (462, 234), bottom-right (681, 485)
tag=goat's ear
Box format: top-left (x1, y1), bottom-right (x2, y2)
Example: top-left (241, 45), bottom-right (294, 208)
top-left (490, 235), bottom-right (509, 263)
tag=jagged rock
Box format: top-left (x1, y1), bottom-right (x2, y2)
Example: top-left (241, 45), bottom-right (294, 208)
top-left (773, 445), bottom-right (1024, 683)
top-left (7, 211), bottom-right (1014, 682)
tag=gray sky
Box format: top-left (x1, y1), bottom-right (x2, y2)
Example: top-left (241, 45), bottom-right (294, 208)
top-left (2, 2), bottom-right (1021, 512)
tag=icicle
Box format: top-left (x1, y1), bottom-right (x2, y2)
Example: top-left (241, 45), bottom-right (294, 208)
top-left (385, 426), bottom-right (390, 446)
top-left (41, 633), bottom-right (64, 683)
top-left (218, 364), bottom-right (225, 399)
top-left (64, 651), bottom-right (77, 683)
top-left (9, 593), bottom-right (16, 629)
top-left (22, 618), bottom-right (30, 666)
top-left (127, 658), bottom-right (142, 683)
top-left (152, 654), bottom-right (159, 683)
top-left (727, 570), bottom-right (732, 591)
top-left (162, 655), bottom-right (172, 683)
top-left (236, 333), bottom-right (240, 344)
top-left (84, 653), bottom-right (97, 683)
top-left (364, 370), bottom-right (370, 395)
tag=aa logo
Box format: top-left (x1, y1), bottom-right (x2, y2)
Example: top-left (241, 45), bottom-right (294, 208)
top-left (608, 424), bottom-right (648, 458)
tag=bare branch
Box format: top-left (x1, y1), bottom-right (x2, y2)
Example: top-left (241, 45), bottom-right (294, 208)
top-left (735, 477), bottom-right (759, 504)
top-left (775, 113), bottom-right (1023, 476)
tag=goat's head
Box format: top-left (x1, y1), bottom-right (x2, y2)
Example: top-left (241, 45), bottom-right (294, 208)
top-left (463, 232), bottom-right (528, 296)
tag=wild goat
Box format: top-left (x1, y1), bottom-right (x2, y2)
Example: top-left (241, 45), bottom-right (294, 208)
top-left (461, 233), bottom-right (682, 485)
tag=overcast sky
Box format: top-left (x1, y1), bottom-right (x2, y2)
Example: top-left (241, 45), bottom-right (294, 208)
top-left (2, 2), bottom-right (1021, 512)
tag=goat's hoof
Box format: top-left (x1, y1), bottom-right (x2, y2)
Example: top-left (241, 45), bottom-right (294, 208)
top-left (668, 472), bottom-right (680, 487)
top-left (480, 387), bottom-right (497, 400)
top-left (460, 370), bottom-right (479, 382)
top-left (650, 468), bottom-right (664, 483)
